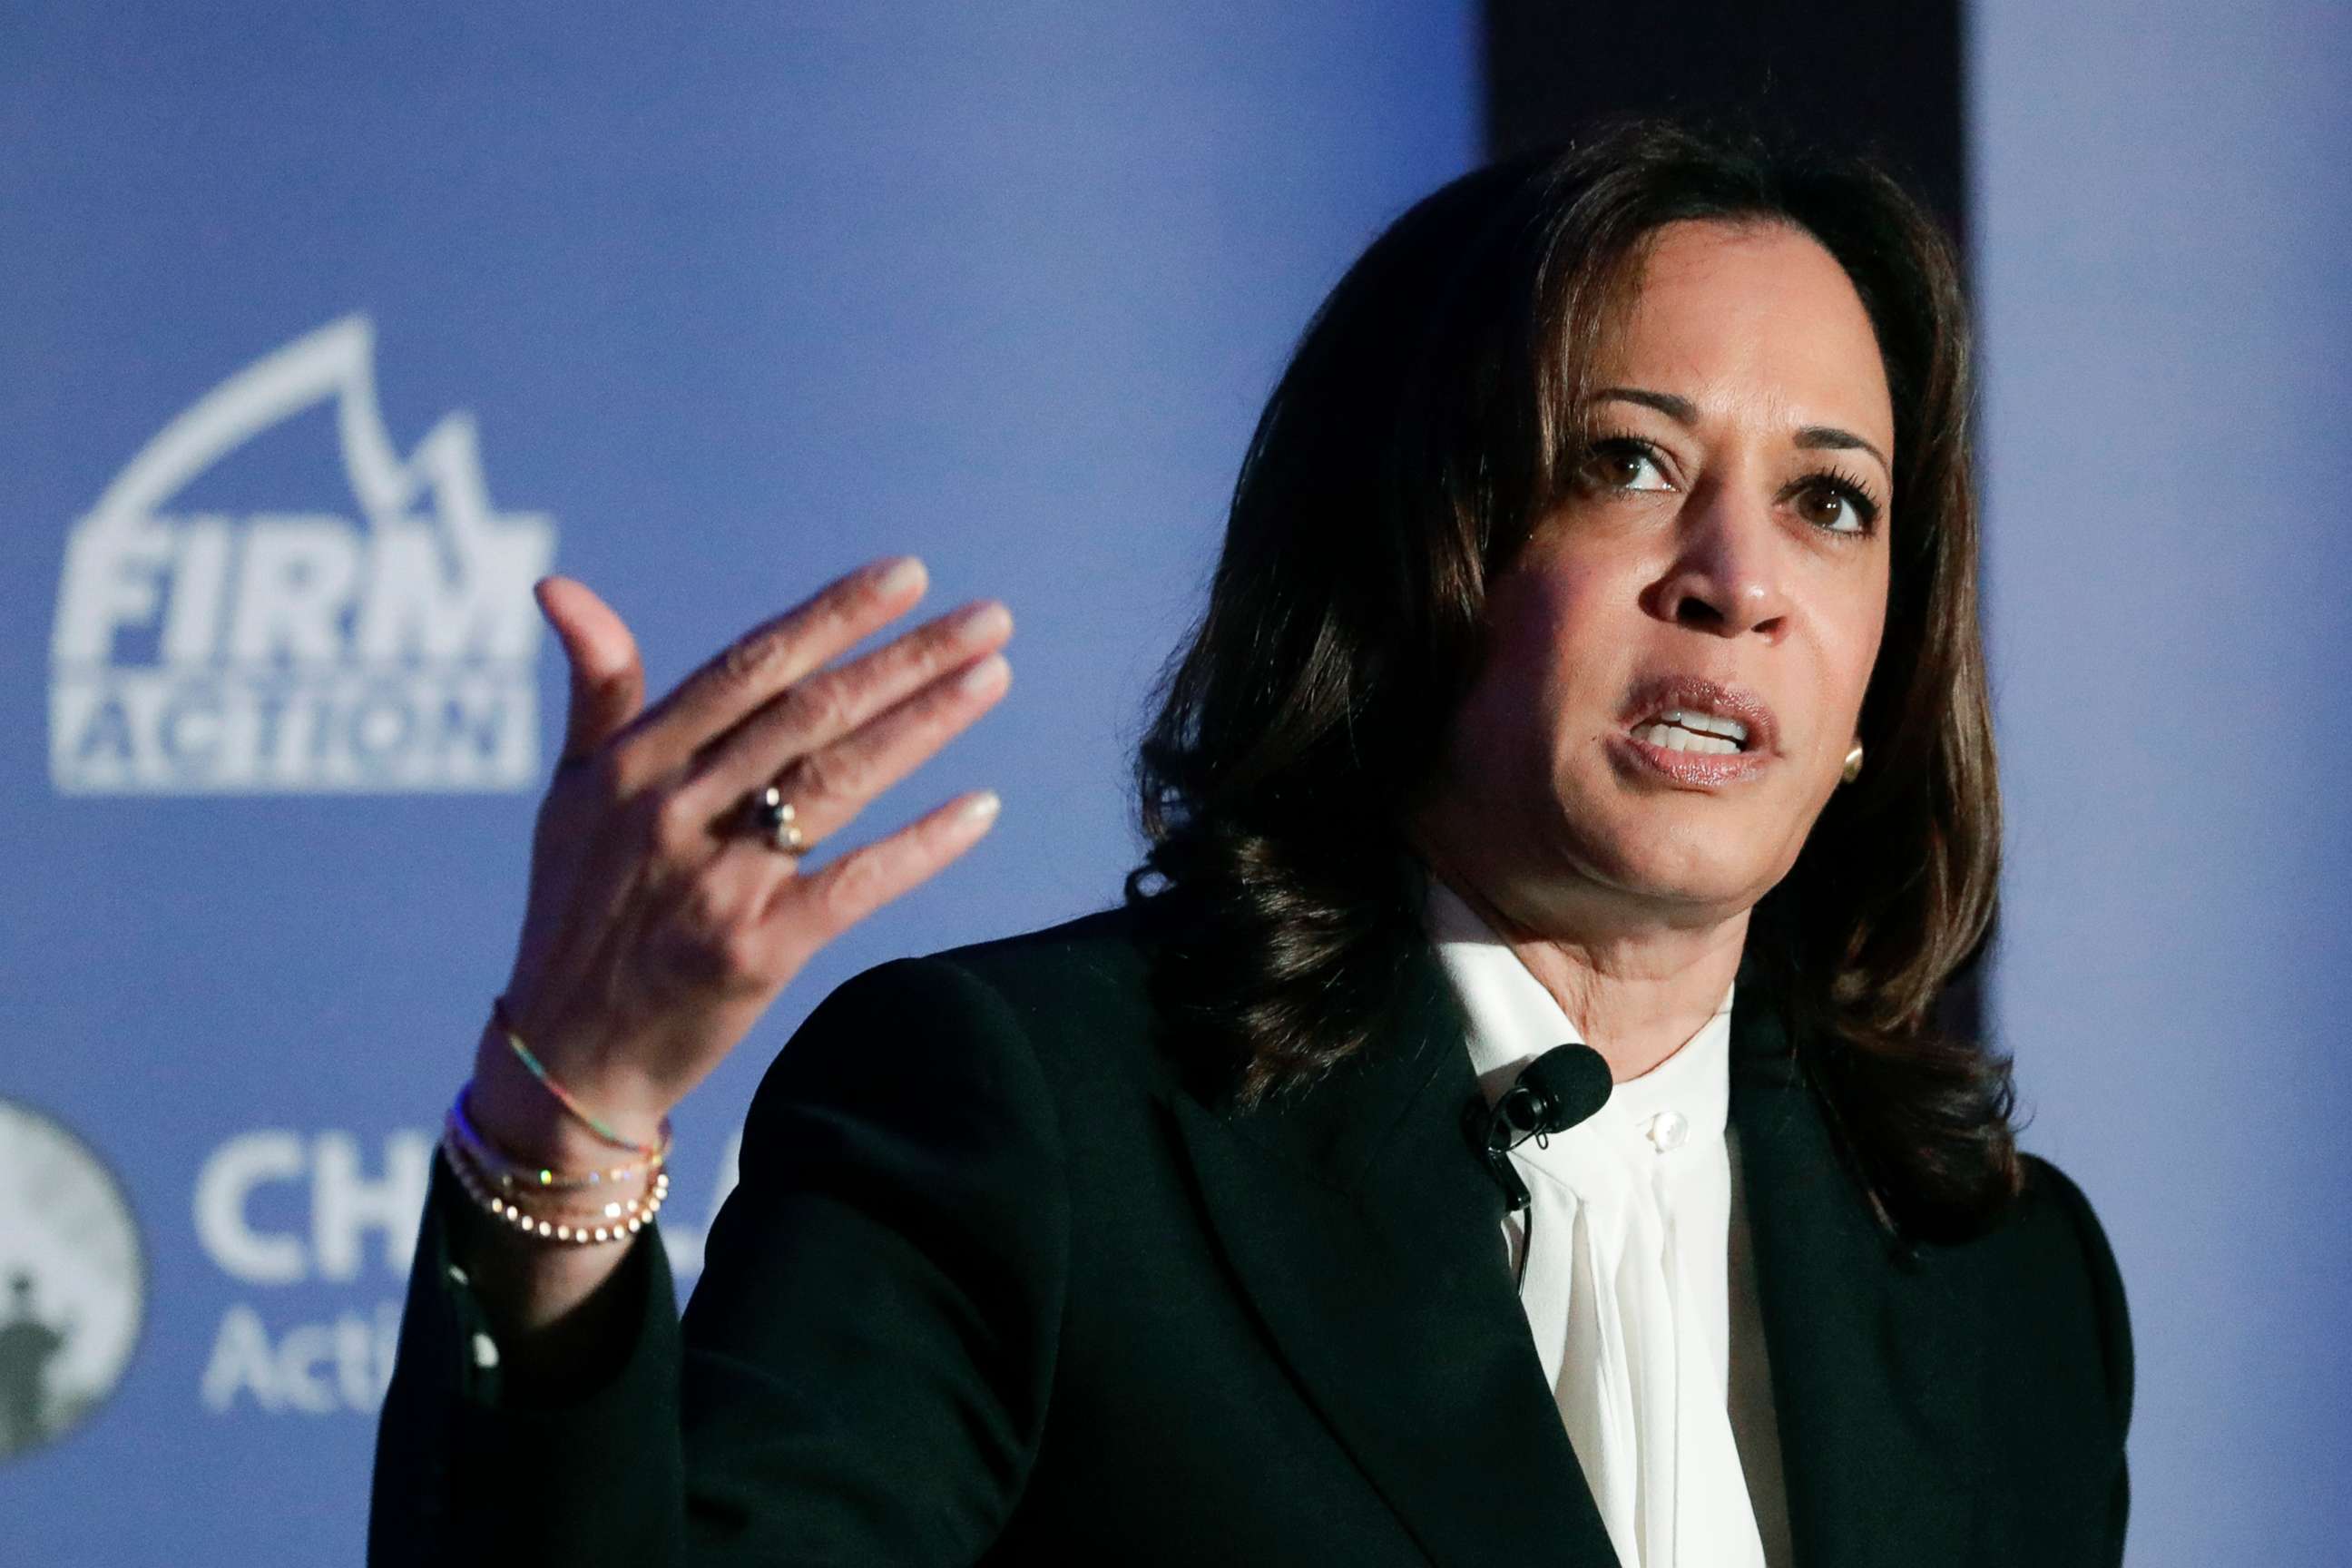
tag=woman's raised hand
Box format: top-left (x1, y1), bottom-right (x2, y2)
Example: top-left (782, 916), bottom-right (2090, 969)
top-left (465, 554), bottom-right (1011, 1181)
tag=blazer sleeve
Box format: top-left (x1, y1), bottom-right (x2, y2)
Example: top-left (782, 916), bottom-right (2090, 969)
top-left (368, 954), bottom-right (1073, 1565)
top-left (2025, 1154), bottom-right (2135, 1565)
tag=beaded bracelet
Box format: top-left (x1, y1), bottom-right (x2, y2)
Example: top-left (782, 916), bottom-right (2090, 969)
top-left (440, 1122), bottom-right (670, 1246)
top-left (490, 994), bottom-right (666, 1159)
top-left (445, 1082), bottom-right (668, 1195)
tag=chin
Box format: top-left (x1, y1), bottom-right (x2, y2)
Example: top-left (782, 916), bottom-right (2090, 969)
top-left (1616, 864), bottom-right (1762, 916)
top-left (1557, 818), bottom-right (1773, 915)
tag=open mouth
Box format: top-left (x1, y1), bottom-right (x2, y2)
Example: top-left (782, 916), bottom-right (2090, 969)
top-left (1629, 707), bottom-right (1749, 757)
top-left (1615, 676), bottom-right (1778, 775)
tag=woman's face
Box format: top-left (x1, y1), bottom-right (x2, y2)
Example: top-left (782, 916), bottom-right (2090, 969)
top-left (1425, 217), bottom-right (1895, 934)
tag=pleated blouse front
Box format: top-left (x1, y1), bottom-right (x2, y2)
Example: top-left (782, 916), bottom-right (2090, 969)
top-left (1423, 875), bottom-right (1792, 1568)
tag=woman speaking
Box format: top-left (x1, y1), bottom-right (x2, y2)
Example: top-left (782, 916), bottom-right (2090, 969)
top-left (370, 119), bottom-right (2132, 1566)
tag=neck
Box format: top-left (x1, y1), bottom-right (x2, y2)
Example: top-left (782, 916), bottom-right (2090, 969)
top-left (1416, 849), bottom-right (1749, 1083)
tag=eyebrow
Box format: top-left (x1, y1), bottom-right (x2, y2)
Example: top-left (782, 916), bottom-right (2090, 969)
top-left (1590, 386), bottom-right (1891, 480)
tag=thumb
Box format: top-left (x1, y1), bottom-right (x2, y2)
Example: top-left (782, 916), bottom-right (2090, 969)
top-left (535, 575), bottom-right (646, 764)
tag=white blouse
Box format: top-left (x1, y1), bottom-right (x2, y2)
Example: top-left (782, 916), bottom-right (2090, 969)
top-left (1424, 876), bottom-right (1793, 1568)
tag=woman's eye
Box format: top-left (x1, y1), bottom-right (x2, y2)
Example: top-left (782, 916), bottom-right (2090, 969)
top-left (1795, 481), bottom-right (1873, 534)
top-left (1582, 440), bottom-right (1672, 494)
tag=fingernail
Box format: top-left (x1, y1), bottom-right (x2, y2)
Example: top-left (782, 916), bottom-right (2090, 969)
top-left (963, 790), bottom-right (1002, 822)
top-left (873, 556), bottom-right (926, 595)
top-left (957, 653), bottom-right (1009, 695)
top-left (950, 601), bottom-right (1012, 645)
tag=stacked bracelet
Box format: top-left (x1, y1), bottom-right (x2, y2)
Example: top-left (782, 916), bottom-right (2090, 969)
top-left (445, 1083), bottom-right (670, 1196)
top-left (440, 1119), bottom-right (670, 1244)
top-left (441, 997), bottom-right (677, 1246)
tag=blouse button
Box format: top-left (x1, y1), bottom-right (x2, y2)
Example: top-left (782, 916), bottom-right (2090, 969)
top-left (1645, 1110), bottom-right (1689, 1152)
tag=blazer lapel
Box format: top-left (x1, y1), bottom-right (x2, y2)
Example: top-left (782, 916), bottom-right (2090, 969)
top-left (1166, 932), bottom-right (1619, 1568)
top-left (1165, 920), bottom-right (1988, 1568)
top-left (1728, 976), bottom-right (1984, 1568)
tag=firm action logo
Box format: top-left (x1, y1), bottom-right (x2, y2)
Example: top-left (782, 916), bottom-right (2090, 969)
top-left (49, 317), bottom-right (556, 794)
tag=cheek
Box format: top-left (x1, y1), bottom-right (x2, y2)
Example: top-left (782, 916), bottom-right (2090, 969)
top-left (1808, 564), bottom-right (1890, 735)
top-left (1842, 597), bottom-right (1891, 721)
top-left (1485, 577), bottom-right (1622, 743)
top-left (1448, 573), bottom-right (1596, 772)
top-left (1499, 547), bottom-right (1625, 671)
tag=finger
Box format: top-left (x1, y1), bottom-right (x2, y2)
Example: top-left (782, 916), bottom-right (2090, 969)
top-left (766, 789), bottom-right (1004, 957)
top-left (614, 554), bottom-right (928, 792)
top-left (536, 575), bottom-right (646, 765)
top-left (737, 651), bottom-right (1010, 848)
top-left (680, 598), bottom-right (1013, 817)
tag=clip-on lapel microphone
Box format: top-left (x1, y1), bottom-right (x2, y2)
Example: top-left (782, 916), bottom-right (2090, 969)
top-left (1465, 1044), bottom-right (1612, 1287)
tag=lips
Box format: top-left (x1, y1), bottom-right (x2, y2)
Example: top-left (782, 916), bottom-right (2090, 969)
top-left (1612, 673), bottom-right (1779, 787)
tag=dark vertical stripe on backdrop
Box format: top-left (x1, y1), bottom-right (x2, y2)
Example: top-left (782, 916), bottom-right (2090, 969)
top-left (1480, 1), bottom-right (1967, 246)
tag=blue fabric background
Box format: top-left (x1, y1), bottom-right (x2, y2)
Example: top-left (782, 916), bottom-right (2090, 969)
top-left (1, 5), bottom-right (1477, 1560)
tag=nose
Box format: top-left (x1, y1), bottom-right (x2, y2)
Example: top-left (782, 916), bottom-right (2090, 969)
top-left (1643, 475), bottom-right (1792, 641)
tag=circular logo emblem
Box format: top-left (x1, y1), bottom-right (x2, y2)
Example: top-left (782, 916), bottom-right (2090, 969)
top-left (0, 1098), bottom-right (145, 1463)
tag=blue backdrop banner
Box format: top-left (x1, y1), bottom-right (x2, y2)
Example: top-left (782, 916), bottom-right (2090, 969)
top-left (0, 6), bottom-right (1476, 1560)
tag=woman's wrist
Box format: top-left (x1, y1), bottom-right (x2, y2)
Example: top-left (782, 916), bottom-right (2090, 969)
top-left (441, 1152), bottom-right (652, 1349)
top-left (441, 1013), bottom-right (681, 1342)
top-left (464, 1017), bottom-right (668, 1171)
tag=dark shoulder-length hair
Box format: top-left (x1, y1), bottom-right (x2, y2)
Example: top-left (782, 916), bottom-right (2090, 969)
top-left (1127, 116), bottom-right (2020, 1247)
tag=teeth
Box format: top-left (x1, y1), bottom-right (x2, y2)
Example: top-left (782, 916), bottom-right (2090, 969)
top-left (1635, 721), bottom-right (1740, 756)
top-left (1632, 704), bottom-right (1750, 757)
top-left (1661, 707), bottom-right (1749, 743)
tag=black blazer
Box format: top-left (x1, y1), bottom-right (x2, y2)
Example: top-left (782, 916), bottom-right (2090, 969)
top-left (370, 902), bottom-right (2132, 1565)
